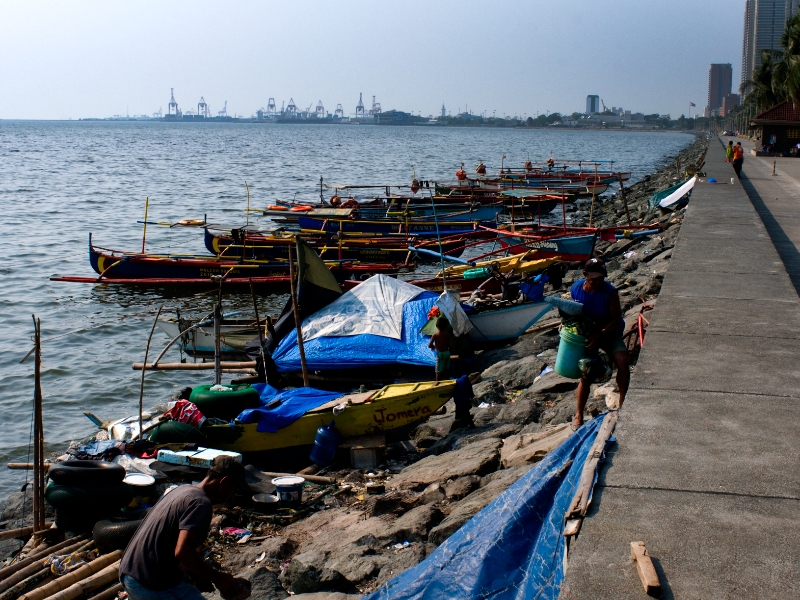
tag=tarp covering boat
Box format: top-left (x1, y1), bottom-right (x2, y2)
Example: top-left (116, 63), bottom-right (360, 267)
top-left (648, 176), bottom-right (697, 209)
top-left (363, 414), bottom-right (607, 600)
top-left (272, 276), bottom-right (439, 371)
top-left (236, 383), bottom-right (343, 432)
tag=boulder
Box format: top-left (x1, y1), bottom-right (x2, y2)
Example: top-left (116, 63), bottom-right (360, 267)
top-left (471, 379), bottom-right (507, 405)
top-left (427, 467), bottom-right (530, 545)
top-left (526, 373), bottom-right (578, 395)
top-left (481, 355), bottom-right (545, 390)
top-left (491, 394), bottom-right (542, 426)
top-left (204, 566), bottom-right (287, 600)
top-left (444, 476), bottom-right (480, 500)
top-left (500, 424), bottom-right (572, 468)
top-left (279, 549), bottom-right (348, 594)
top-left (3, 490), bottom-right (33, 521)
top-left (389, 438), bottom-right (502, 490)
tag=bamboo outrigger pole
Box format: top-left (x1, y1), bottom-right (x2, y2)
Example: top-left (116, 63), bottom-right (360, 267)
top-left (618, 176), bottom-right (633, 226)
top-left (288, 241), bottom-right (309, 386)
top-left (138, 306), bottom-right (164, 439)
top-left (141, 197), bottom-right (149, 254)
top-left (31, 316), bottom-right (45, 536)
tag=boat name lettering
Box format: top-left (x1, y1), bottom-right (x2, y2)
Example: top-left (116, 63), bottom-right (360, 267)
top-left (528, 241), bottom-right (558, 250)
top-left (373, 406), bottom-right (431, 424)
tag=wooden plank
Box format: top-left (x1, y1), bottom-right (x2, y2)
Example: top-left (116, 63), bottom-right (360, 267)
top-left (133, 361), bottom-right (256, 371)
top-left (565, 411), bottom-right (618, 520)
top-left (563, 518), bottom-right (582, 537)
top-left (631, 541), bottom-right (661, 597)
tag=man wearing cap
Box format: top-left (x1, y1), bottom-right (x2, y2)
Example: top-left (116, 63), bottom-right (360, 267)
top-left (570, 258), bottom-right (629, 428)
top-left (120, 456), bottom-right (252, 600)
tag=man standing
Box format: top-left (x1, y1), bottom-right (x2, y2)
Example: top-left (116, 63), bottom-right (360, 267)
top-left (120, 456), bottom-right (252, 600)
top-left (732, 142), bottom-right (744, 178)
top-left (570, 258), bottom-right (629, 428)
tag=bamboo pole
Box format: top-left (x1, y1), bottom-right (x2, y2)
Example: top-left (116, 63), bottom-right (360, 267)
top-left (138, 306), bottom-right (164, 440)
top-left (214, 288), bottom-right (222, 386)
top-left (249, 278), bottom-right (267, 375)
top-left (618, 176), bottom-right (632, 226)
top-left (0, 540), bottom-right (94, 593)
top-left (0, 534), bottom-right (87, 582)
top-left (0, 566), bottom-right (51, 600)
top-left (18, 551), bottom-right (121, 600)
top-left (288, 242), bottom-right (309, 386)
top-left (85, 583), bottom-right (124, 600)
top-left (31, 316), bottom-right (45, 535)
top-left (6, 462), bottom-right (51, 470)
top-left (260, 471), bottom-right (336, 485)
top-left (141, 197), bottom-right (149, 254)
top-left (0, 524), bottom-right (54, 542)
top-left (26, 561), bottom-right (120, 600)
top-left (133, 361), bottom-right (256, 371)
top-left (589, 164), bottom-right (598, 227)
top-left (245, 181), bottom-right (251, 227)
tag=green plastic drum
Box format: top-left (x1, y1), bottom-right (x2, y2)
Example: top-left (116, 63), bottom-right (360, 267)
top-left (554, 329), bottom-right (587, 379)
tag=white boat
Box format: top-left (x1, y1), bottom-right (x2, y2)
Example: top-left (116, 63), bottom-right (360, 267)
top-left (157, 316), bottom-right (265, 356)
top-left (467, 302), bottom-right (553, 342)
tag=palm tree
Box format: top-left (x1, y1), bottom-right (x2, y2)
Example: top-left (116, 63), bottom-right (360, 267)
top-left (741, 50), bottom-right (781, 113)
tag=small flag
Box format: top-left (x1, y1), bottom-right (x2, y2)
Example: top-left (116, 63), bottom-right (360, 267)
top-left (689, 102), bottom-right (696, 107)
top-left (502, 155), bottom-right (506, 159)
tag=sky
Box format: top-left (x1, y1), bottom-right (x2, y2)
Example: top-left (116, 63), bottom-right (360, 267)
top-left (0, 0), bottom-right (744, 120)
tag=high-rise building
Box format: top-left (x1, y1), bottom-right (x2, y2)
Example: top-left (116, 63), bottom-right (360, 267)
top-left (586, 95), bottom-right (600, 114)
top-left (707, 64), bottom-right (733, 115)
top-left (721, 94), bottom-right (741, 116)
top-left (741, 0), bottom-right (799, 90)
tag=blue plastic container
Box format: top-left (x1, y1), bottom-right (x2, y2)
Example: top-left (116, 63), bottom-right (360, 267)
top-left (554, 329), bottom-right (587, 379)
top-left (309, 420), bottom-right (339, 467)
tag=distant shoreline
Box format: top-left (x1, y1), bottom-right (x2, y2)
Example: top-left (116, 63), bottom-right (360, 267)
top-left (0, 119), bottom-right (695, 134)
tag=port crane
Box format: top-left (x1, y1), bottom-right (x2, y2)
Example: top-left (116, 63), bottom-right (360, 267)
top-left (267, 98), bottom-right (276, 115)
top-left (286, 98), bottom-right (298, 117)
top-left (218, 101), bottom-right (228, 118)
top-left (198, 97), bottom-right (210, 118)
top-left (315, 100), bottom-right (325, 118)
top-left (334, 104), bottom-right (344, 118)
top-left (355, 93), bottom-right (365, 118)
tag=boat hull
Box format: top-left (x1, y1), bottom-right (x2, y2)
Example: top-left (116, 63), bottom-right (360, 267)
top-left (203, 380), bottom-right (456, 453)
top-left (467, 302), bottom-right (553, 342)
top-left (298, 217), bottom-right (497, 235)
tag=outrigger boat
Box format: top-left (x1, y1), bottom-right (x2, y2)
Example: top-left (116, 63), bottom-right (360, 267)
top-left (298, 214), bottom-right (498, 235)
top-left (201, 380), bottom-right (460, 453)
top-left (203, 226), bottom-right (470, 262)
top-left (50, 234), bottom-right (410, 289)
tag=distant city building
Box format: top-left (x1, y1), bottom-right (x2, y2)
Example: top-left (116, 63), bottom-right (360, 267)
top-left (586, 95), bottom-right (600, 114)
top-left (441, 103), bottom-right (446, 118)
top-left (721, 93), bottom-right (741, 116)
top-left (707, 64), bottom-right (733, 115)
top-left (742, 0), bottom-right (799, 89)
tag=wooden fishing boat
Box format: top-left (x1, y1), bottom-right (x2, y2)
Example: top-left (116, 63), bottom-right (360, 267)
top-left (298, 215), bottom-right (498, 235)
top-left (202, 380), bottom-right (458, 453)
top-left (157, 315), bottom-right (264, 356)
top-left (203, 227), bottom-right (469, 262)
top-left (466, 301), bottom-right (553, 342)
top-left (50, 234), bottom-right (409, 288)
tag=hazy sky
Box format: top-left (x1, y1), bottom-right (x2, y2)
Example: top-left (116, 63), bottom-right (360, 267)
top-left (0, 1), bottom-right (744, 120)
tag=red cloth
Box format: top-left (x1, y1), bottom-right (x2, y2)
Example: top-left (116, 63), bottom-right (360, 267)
top-left (163, 400), bottom-right (206, 428)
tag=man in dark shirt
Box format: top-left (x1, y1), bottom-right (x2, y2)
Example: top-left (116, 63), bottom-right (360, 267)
top-left (120, 456), bottom-right (251, 600)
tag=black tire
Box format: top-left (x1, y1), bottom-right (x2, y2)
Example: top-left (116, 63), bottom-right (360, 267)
top-left (45, 481), bottom-right (134, 511)
top-left (48, 461), bottom-right (126, 486)
top-left (148, 421), bottom-right (208, 444)
top-left (93, 517), bottom-right (144, 554)
top-left (55, 507), bottom-right (123, 533)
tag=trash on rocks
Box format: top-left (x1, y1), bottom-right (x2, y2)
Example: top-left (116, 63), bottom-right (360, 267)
top-left (222, 527), bottom-right (250, 537)
top-left (533, 365), bottom-right (554, 383)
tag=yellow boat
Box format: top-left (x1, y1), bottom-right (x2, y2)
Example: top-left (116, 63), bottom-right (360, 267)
top-left (437, 251), bottom-right (559, 278)
top-left (203, 379), bottom-right (459, 453)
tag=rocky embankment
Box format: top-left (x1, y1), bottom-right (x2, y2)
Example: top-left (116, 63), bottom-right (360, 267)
top-left (197, 136), bottom-right (709, 599)
top-left (0, 136), bottom-right (708, 600)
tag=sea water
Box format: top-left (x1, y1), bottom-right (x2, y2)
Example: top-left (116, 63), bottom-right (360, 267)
top-left (0, 121), bottom-right (693, 497)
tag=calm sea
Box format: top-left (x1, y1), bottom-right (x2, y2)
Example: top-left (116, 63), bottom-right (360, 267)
top-left (0, 121), bottom-right (692, 498)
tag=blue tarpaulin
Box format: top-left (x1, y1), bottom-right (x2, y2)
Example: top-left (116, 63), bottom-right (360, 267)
top-left (272, 291), bottom-right (439, 372)
top-left (363, 415), bottom-right (607, 600)
top-left (236, 383), bottom-right (343, 432)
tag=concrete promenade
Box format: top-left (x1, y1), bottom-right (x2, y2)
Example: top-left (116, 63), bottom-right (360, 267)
top-left (561, 138), bottom-right (800, 599)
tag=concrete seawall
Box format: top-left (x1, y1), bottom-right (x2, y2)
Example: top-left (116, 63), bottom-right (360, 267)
top-left (561, 138), bottom-right (800, 598)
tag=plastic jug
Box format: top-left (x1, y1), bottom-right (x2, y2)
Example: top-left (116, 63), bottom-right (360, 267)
top-left (309, 420), bottom-right (339, 466)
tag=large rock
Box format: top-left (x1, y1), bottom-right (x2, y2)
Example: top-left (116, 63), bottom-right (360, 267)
top-left (481, 355), bottom-right (545, 390)
top-left (500, 424), bottom-right (572, 468)
top-left (471, 379), bottom-right (507, 405)
top-left (279, 549), bottom-right (348, 594)
top-left (389, 438), bottom-right (502, 490)
top-left (225, 536), bottom-right (296, 571)
top-left (204, 566), bottom-right (288, 600)
top-left (526, 373), bottom-right (578, 395)
top-left (491, 394), bottom-right (542, 426)
top-left (3, 490), bottom-right (33, 521)
top-left (427, 466), bottom-right (530, 545)
top-left (444, 476), bottom-right (480, 500)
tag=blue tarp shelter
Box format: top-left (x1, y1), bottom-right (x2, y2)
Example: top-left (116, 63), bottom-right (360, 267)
top-left (271, 276), bottom-right (439, 372)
